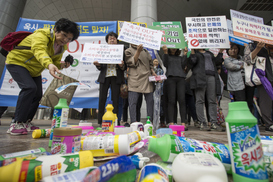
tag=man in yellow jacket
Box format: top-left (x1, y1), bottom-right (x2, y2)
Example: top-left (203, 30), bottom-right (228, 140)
top-left (5, 18), bottom-right (79, 135)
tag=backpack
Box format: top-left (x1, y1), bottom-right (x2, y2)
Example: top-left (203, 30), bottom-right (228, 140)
top-left (0, 31), bottom-right (32, 57)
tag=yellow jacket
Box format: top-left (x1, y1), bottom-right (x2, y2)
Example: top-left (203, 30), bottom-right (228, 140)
top-left (6, 28), bottom-right (67, 77)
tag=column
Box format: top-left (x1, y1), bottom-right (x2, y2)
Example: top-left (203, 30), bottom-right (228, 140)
top-left (0, 0), bottom-right (27, 75)
top-left (131, 0), bottom-right (157, 26)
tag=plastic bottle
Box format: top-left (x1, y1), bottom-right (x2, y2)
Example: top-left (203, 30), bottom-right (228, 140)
top-left (0, 148), bottom-right (48, 167)
top-left (32, 129), bottom-right (51, 138)
top-left (144, 116), bottom-right (153, 138)
top-left (42, 166), bottom-right (97, 182)
top-left (225, 101), bottom-right (268, 181)
top-left (102, 101), bottom-right (115, 132)
top-left (128, 153), bottom-right (150, 169)
top-left (148, 134), bottom-right (183, 162)
top-left (0, 151), bottom-right (93, 182)
top-left (49, 98), bottom-right (69, 148)
top-left (81, 134), bottom-right (130, 156)
top-left (114, 113), bottom-right (118, 127)
top-left (114, 126), bottom-right (132, 135)
top-left (83, 155), bottom-right (136, 182)
top-left (130, 122), bottom-right (144, 132)
top-left (172, 152), bottom-right (228, 182)
top-left (137, 163), bottom-right (169, 182)
top-left (169, 125), bottom-right (185, 137)
top-left (156, 128), bottom-right (173, 137)
top-left (128, 130), bottom-right (145, 146)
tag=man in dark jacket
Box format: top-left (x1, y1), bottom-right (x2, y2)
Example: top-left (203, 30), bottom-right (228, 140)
top-left (93, 32), bottom-right (126, 125)
top-left (189, 49), bottom-right (224, 131)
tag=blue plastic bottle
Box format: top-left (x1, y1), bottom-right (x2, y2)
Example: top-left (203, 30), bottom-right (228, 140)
top-left (225, 102), bottom-right (268, 182)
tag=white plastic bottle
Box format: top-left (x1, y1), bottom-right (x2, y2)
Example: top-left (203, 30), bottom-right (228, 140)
top-left (144, 116), bottom-right (153, 138)
top-left (130, 122), bottom-right (144, 132)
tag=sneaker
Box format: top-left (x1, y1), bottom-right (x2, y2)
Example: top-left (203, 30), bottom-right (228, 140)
top-left (7, 123), bottom-right (15, 134)
top-left (194, 120), bottom-right (200, 128)
top-left (10, 122), bottom-right (28, 135)
top-left (124, 122), bottom-right (130, 127)
top-left (265, 125), bottom-right (273, 132)
top-left (80, 120), bottom-right (87, 123)
top-left (200, 123), bottom-right (211, 131)
top-left (24, 120), bottom-right (39, 132)
top-left (211, 123), bottom-right (225, 132)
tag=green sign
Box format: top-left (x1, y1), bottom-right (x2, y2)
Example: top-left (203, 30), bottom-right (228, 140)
top-left (149, 26), bottom-right (186, 49)
top-left (153, 21), bottom-right (182, 28)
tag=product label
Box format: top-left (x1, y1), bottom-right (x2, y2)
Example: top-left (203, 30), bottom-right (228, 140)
top-left (167, 135), bottom-right (184, 162)
top-left (52, 136), bottom-right (81, 154)
top-left (82, 136), bottom-right (115, 152)
top-left (138, 165), bottom-right (169, 182)
top-left (102, 120), bottom-right (112, 132)
top-left (179, 137), bottom-right (231, 164)
top-left (137, 124), bottom-right (144, 131)
top-left (228, 123), bottom-right (268, 179)
top-left (53, 108), bottom-right (68, 128)
top-left (84, 156), bottom-right (135, 182)
top-left (128, 131), bottom-right (141, 146)
top-left (148, 126), bottom-right (153, 136)
top-left (41, 129), bottom-right (51, 138)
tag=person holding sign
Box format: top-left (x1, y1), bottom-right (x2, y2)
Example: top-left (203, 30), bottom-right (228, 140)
top-left (162, 45), bottom-right (188, 129)
top-left (93, 32), bottom-right (126, 126)
top-left (5, 18), bottom-right (79, 135)
top-left (125, 44), bottom-right (156, 123)
top-left (189, 48), bottom-right (224, 131)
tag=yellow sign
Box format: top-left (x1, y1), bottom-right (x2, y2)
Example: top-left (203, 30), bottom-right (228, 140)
top-left (117, 21), bottom-right (147, 35)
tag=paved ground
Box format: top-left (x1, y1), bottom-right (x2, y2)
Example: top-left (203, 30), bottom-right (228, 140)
top-left (0, 95), bottom-right (272, 181)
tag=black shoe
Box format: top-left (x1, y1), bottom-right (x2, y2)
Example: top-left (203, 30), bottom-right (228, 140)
top-left (265, 126), bottom-right (273, 132)
top-left (124, 122), bottom-right (130, 127)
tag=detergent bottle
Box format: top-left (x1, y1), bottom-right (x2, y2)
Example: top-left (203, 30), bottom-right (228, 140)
top-left (148, 134), bottom-right (183, 162)
top-left (0, 151), bottom-right (93, 182)
top-left (102, 101), bottom-right (115, 132)
top-left (144, 116), bottom-right (153, 138)
top-left (225, 101), bottom-right (268, 182)
top-left (49, 98), bottom-right (69, 148)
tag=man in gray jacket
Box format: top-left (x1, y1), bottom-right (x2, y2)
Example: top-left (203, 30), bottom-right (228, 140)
top-left (125, 44), bottom-right (156, 123)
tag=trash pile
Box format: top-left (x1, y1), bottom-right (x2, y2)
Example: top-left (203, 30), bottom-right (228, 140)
top-left (0, 101), bottom-right (272, 182)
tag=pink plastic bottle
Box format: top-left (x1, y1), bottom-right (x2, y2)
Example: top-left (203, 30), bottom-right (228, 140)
top-left (169, 125), bottom-right (185, 137)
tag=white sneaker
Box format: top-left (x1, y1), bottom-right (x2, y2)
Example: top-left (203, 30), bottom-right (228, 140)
top-left (9, 122), bottom-right (28, 135)
top-left (24, 121), bottom-right (39, 132)
top-left (80, 120), bottom-right (87, 123)
top-left (7, 123), bottom-right (15, 134)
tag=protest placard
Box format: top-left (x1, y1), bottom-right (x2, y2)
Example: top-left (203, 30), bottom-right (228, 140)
top-left (186, 16), bottom-right (230, 49)
top-left (118, 22), bottom-right (162, 50)
top-left (232, 18), bottom-right (273, 45)
top-left (80, 43), bottom-right (124, 64)
top-left (148, 26), bottom-right (186, 49)
top-left (230, 9), bottom-right (264, 24)
top-left (118, 21), bottom-right (147, 35)
top-left (227, 19), bottom-right (252, 46)
top-left (153, 21), bottom-right (182, 28)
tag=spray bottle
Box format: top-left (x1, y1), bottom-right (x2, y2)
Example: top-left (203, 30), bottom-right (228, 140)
top-left (102, 101), bottom-right (115, 132)
top-left (144, 116), bottom-right (153, 138)
top-left (48, 98), bottom-right (69, 148)
top-left (225, 101), bottom-right (268, 182)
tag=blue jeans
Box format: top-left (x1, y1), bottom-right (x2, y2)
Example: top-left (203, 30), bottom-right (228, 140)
top-left (6, 64), bottom-right (42, 123)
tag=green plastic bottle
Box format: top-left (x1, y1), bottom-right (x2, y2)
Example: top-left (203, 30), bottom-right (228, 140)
top-left (0, 148), bottom-right (46, 161)
top-left (148, 134), bottom-right (183, 162)
top-left (102, 101), bottom-right (115, 132)
top-left (225, 102), bottom-right (268, 182)
top-left (144, 116), bottom-right (153, 137)
top-left (49, 98), bottom-right (69, 148)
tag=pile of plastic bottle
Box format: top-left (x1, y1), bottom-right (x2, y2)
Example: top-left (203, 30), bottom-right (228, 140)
top-left (0, 101), bottom-right (273, 182)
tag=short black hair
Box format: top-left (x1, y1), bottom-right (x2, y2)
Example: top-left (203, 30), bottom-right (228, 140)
top-left (168, 48), bottom-right (181, 56)
top-left (105, 31), bottom-right (119, 43)
top-left (55, 18), bottom-right (79, 41)
top-left (226, 43), bottom-right (240, 56)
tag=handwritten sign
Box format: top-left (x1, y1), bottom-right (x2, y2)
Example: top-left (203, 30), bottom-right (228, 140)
top-left (232, 18), bottom-right (273, 45)
top-left (118, 22), bottom-right (162, 50)
top-left (186, 16), bottom-right (230, 49)
top-left (80, 44), bottom-right (124, 64)
top-left (148, 26), bottom-right (186, 49)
